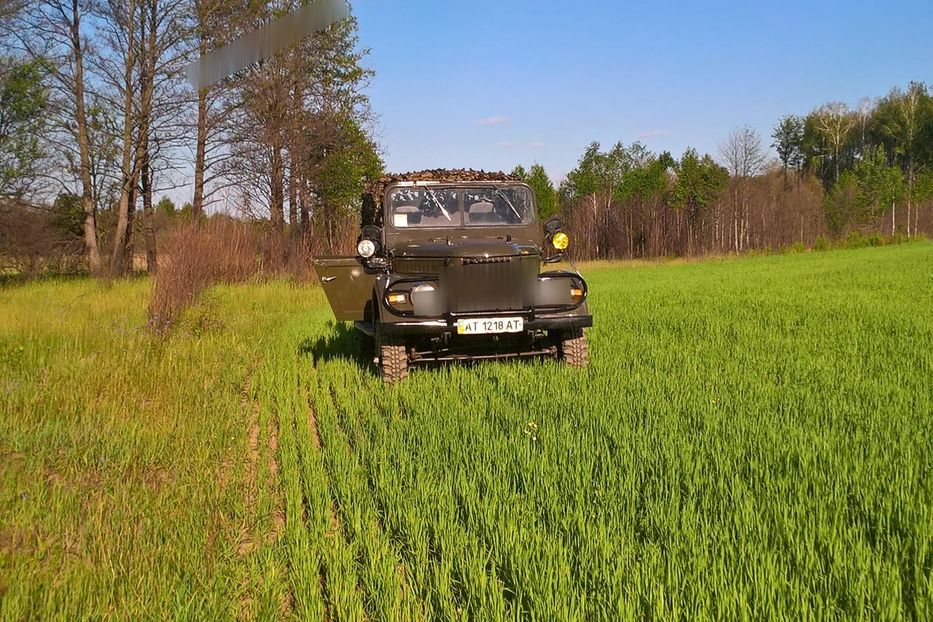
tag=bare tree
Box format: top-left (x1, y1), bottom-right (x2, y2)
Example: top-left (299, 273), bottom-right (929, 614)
top-left (97, 0), bottom-right (143, 276)
top-left (719, 124), bottom-right (767, 178)
top-left (813, 102), bottom-right (855, 184)
top-left (9, 1), bottom-right (105, 274)
top-left (719, 125), bottom-right (766, 251)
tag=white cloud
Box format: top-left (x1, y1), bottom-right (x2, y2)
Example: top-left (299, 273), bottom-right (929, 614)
top-left (529, 141), bottom-right (545, 149)
top-left (638, 130), bottom-right (670, 138)
top-left (475, 116), bottom-right (509, 126)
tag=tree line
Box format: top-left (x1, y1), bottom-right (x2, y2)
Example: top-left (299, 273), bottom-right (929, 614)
top-left (2, 2), bottom-right (930, 277)
top-left (0, 0), bottom-right (380, 277)
top-left (514, 82), bottom-right (933, 260)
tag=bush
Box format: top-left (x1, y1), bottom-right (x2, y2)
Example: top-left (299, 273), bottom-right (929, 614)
top-left (0, 201), bottom-right (85, 278)
top-left (814, 236), bottom-right (831, 252)
top-left (147, 218), bottom-right (315, 332)
top-left (843, 231), bottom-right (868, 249)
top-left (783, 242), bottom-right (807, 254)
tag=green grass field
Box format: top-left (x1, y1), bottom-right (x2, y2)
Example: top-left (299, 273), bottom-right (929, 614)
top-left (1, 243), bottom-right (931, 620)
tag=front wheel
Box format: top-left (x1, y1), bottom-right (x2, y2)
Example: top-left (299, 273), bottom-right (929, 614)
top-left (559, 329), bottom-right (589, 368)
top-left (379, 344), bottom-right (409, 383)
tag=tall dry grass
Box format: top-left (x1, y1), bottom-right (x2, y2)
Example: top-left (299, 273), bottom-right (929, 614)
top-left (147, 218), bottom-right (319, 331)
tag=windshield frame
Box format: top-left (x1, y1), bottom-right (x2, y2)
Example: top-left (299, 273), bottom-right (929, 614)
top-left (384, 182), bottom-right (537, 231)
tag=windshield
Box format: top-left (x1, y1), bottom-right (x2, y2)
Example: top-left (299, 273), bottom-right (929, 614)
top-left (387, 185), bottom-right (535, 228)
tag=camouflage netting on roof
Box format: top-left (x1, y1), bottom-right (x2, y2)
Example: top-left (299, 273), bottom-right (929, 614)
top-left (361, 169), bottom-right (520, 226)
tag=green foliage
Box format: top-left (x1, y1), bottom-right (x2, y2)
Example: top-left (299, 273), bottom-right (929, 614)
top-left (823, 171), bottom-right (859, 234)
top-left (51, 193), bottom-right (84, 237)
top-left (155, 196), bottom-right (176, 217)
top-left (668, 148), bottom-right (729, 219)
top-left (316, 118), bottom-right (383, 219)
top-left (621, 156), bottom-right (671, 202)
top-left (911, 169), bottom-right (933, 204)
top-left (797, 82), bottom-right (933, 193)
top-left (560, 141), bottom-right (642, 205)
top-left (512, 163), bottom-right (558, 219)
top-left (771, 114), bottom-right (805, 174)
top-left (0, 57), bottom-right (49, 198)
top-left (851, 147), bottom-right (904, 221)
top-left (870, 82), bottom-right (932, 172)
top-left (3, 245), bottom-right (931, 619)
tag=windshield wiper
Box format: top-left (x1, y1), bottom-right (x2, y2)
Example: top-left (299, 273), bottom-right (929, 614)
top-left (424, 188), bottom-right (451, 222)
top-left (494, 188), bottom-right (522, 221)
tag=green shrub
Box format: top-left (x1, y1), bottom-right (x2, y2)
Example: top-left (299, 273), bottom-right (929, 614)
top-left (844, 231), bottom-right (868, 249)
top-left (814, 236), bottom-right (832, 252)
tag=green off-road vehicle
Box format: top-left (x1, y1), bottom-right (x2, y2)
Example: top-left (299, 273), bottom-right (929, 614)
top-left (314, 170), bottom-right (592, 382)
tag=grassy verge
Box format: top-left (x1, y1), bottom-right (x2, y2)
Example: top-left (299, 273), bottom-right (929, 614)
top-left (1, 243), bottom-right (931, 620)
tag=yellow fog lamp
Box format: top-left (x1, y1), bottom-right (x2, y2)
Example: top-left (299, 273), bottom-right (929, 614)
top-left (552, 231), bottom-right (569, 251)
top-left (570, 287), bottom-right (584, 302)
top-left (386, 293), bottom-right (408, 305)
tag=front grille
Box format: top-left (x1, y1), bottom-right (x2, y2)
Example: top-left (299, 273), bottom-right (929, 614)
top-left (444, 256), bottom-right (536, 313)
top-left (462, 256), bottom-right (513, 265)
top-left (393, 257), bottom-right (444, 275)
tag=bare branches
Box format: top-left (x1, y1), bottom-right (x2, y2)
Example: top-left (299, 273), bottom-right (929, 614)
top-left (719, 125), bottom-right (767, 179)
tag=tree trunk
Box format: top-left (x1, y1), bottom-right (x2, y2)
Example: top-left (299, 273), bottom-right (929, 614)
top-left (906, 165), bottom-right (913, 238)
top-left (140, 0), bottom-right (158, 273)
top-left (141, 155), bottom-right (157, 273)
top-left (299, 180), bottom-right (310, 232)
top-left (590, 194), bottom-right (599, 259)
top-left (110, 0), bottom-right (140, 276)
top-left (192, 30), bottom-right (208, 220)
top-left (288, 152), bottom-right (298, 230)
top-left (70, 2), bottom-right (102, 275)
top-left (269, 142), bottom-right (285, 229)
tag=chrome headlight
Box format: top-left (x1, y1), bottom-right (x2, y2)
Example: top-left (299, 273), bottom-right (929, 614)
top-left (357, 239), bottom-right (376, 258)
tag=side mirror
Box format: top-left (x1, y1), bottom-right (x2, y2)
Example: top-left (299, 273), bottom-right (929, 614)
top-left (543, 216), bottom-right (563, 235)
top-left (361, 225), bottom-right (382, 246)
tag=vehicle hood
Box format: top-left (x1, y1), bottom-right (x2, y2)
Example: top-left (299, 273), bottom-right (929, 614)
top-left (391, 239), bottom-right (540, 258)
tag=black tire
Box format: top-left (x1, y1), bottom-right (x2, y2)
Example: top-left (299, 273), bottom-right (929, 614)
top-left (559, 329), bottom-right (589, 368)
top-left (380, 344), bottom-right (409, 383)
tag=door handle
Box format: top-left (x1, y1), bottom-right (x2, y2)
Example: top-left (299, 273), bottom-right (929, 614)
top-left (322, 276), bottom-right (337, 283)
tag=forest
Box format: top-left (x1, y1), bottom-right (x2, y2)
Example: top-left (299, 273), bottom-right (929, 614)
top-left (1, 2), bottom-right (931, 272)
top-left (0, 0), bottom-right (380, 277)
top-left (516, 82), bottom-right (933, 260)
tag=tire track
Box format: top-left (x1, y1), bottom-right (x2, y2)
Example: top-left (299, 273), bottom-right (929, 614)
top-left (325, 378), bottom-right (424, 619)
top-left (236, 372), bottom-right (260, 620)
top-left (237, 366), bottom-right (293, 620)
top-left (237, 375), bottom-right (261, 556)
top-left (301, 370), bottom-right (364, 621)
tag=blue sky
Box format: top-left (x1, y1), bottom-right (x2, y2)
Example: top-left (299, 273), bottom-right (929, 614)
top-left (353, 0), bottom-right (932, 183)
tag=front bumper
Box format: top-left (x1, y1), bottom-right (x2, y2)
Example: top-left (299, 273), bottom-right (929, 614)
top-left (377, 311), bottom-right (592, 336)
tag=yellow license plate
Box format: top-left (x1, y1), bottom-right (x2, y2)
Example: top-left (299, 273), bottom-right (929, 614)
top-left (456, 317), bottom-right (524, 335)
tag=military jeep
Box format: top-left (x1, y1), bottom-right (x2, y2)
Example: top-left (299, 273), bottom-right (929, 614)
top-left (314, 170), bottom-right (592, 382)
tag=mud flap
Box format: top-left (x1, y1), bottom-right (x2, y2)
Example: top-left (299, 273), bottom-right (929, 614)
top-left (313, 257), bottom-right (377, 321)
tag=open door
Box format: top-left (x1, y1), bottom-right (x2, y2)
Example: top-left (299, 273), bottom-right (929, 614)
top-left (313, 257), bottom-right (377, 321)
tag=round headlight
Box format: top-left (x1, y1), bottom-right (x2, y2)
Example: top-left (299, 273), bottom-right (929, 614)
top-left (552, 232), bottom-right (569, 250)
top-left (357, 239), bottom-right (376, 258)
